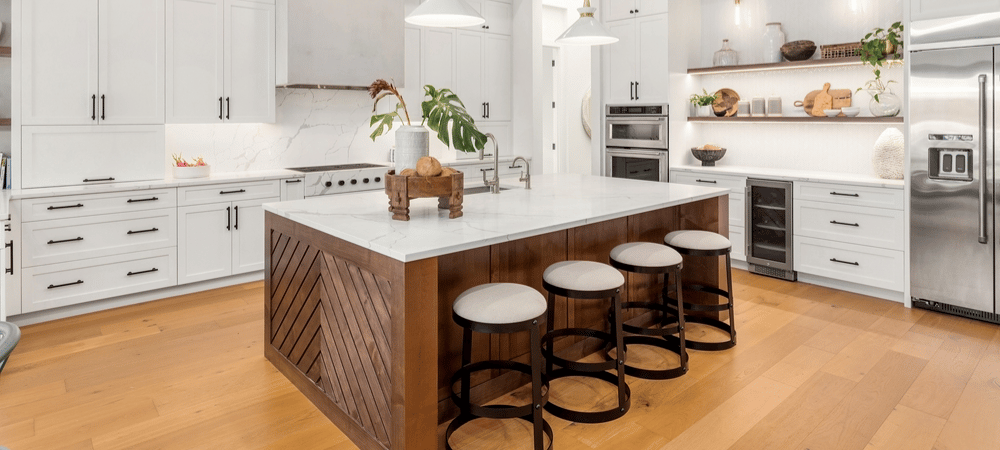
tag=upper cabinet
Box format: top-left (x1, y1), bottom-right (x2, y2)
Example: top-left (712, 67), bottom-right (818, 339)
top-left (604, 0), bottom-right (668, 22)
top-left (911, 0), bottom-right (1000, 21)
top-left (456, 32), bottom-right (511, 122)
top-left (462, 0), bottom-right (513, 36)
top-left (167, 0), bottom-right (275, 124)
top-left (22, 0), bottom-right (165, 126)
top-left (605, 14), bottom-right (669, 104)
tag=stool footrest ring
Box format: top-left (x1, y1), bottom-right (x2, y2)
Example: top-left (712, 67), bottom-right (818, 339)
top-left (445, 412), bottom-right (555, 450)
top-left (664, 311), bottom-right (736, 351)
top-left (543, 368), bottom-right (631, 424)
top-left (450, 360), bottom-right (550, 420)
top-left (606, 335), bottom-right (688, 380)
top-left (542, 328), bottom-right (617, 372)
top-left (616, 301), bottom-right (681, 337)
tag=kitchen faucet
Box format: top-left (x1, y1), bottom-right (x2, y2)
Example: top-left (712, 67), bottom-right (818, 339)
top-left (479, 133), bottom-right (501, 194)
top-left (512, 156), bottom-right (530, 190)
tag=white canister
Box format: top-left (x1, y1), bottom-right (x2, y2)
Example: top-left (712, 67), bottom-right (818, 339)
top-left (750, 97), bottom-right (766, 117)
top-left (394, 126), bottom-right (430, 172)
top-left (763, 23), bottom-right (786, 63)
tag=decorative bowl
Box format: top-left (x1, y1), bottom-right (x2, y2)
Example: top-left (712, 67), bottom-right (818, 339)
top-left (781, 40), bottom-right (817, 61)
top-left (824, 109), bottom-right (841, 118)
top-left (172, 165), bottom-right (211, 179)
top-left (841, 106), bottom-right (861, 117)
top-left (691, 148), bottom-right (727, 167)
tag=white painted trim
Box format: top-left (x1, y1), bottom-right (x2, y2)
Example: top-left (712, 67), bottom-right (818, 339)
top-left (797, 272), bottom-right (905, 304)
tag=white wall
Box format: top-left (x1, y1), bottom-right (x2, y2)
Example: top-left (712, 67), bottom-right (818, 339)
top-left (542, 0), bottom-right (593, 175)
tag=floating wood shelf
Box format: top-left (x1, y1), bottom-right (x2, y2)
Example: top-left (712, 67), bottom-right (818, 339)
top-left (688, 116), bottom-right (904, 124)
top-left (0, 47), bottom-right (10, 58)
top-left (0, 119), bottom-right (10, 126)
top-left (687, 56), bottom-right (900, 75)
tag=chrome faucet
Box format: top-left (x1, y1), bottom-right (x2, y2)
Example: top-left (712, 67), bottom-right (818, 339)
top-left (479, 133), bottom-right (501, 194)
top-left (512, 156), bottom-right (531, 190)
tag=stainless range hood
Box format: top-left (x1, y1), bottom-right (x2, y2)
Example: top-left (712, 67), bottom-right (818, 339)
top-left (276, 0), bottom-right (404, 90)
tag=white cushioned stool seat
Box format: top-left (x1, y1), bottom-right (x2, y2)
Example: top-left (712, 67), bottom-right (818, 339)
top-left (611, 243), bottom-right (683, 268)
top-left (453, 283), bottom-right (547, 325)
top-left (664, 230), bottom-right (731, 252)
top-left (543, 261), bottom-right (625, 292)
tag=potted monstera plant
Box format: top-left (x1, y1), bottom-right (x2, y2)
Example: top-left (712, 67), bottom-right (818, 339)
top-left (369, 79), bottom-right (487, 171)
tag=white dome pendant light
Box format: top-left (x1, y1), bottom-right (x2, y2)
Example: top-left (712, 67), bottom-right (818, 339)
top-left (556, 0), bottom-right (619, 46)
top-left (405, 0), bottom-right (486, 28)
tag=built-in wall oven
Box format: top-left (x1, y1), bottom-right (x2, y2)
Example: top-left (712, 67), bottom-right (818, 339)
top-left (605, 104), bottom-right (669, 182)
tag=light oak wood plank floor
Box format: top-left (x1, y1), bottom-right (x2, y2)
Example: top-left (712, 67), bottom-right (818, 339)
top-left (1, 270), bottom-right (998, 450)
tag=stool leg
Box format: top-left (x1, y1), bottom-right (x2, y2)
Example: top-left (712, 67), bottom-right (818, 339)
top-left (612, 291), bottom-right (627, 411)
top-left (546, 292), bottom-right (556, 375)
top-left (661, 272), bottom-right (671, 330)
top-left (530, 322), bottom-right (544, 450)
top-left (674, 265), bottom-right (688, 369)
top-left (725, 253), bottom-right (736, 345)
top-left (461, 327), bottom-right (472, 415)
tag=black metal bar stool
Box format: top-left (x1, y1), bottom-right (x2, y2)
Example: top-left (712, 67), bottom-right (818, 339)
top-left (447, 283), bottom-right (554, 450)
top-left (541, 261), bottom-right (630, 424)
top-left (663, 230), bottom-right (736, 351)
top-left (606, 242), bottom-right (689, 379)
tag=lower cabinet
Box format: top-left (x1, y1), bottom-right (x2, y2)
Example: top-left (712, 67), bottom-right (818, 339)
top-left (178, 196), bottom-right (277, 284)
top-left (2, 216), bottom-right (20, 318)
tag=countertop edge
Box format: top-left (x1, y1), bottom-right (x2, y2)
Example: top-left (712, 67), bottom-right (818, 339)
top-left (671, 165), bottom-right (906, 190)
top-left (8, 170), bottom-right (306, 200)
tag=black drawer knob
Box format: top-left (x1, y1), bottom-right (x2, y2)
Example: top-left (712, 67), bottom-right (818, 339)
top-left (351, 179), bottom-right (358, 185)
top-left (325, 181), bottom-right (333, 187)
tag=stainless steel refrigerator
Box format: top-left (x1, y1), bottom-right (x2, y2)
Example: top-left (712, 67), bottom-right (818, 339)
top-left (909, 14), bottom-right (999, 323)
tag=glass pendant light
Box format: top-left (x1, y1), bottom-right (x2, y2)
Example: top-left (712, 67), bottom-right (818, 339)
top-left (405, 0), bottom-right (486, 28)
top-left (555, 0), bottom-right (619, 46)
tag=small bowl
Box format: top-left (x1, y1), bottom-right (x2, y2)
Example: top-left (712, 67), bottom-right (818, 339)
top-left (841, 106), bottom-right (861, 117)
top-left (172, 165), bottom-right (211, 179)
top-left (781, 40), bottom-right (817, 61)
top-left (691, 147), bottom-right (727, 167)
top-left (824, 109), bottom-right (841, 118)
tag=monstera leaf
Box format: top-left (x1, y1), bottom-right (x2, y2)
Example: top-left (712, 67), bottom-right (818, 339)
top-left (421, 86), bottom-right (488, 154)
top-left (370, 102), bottom-right (404, 141)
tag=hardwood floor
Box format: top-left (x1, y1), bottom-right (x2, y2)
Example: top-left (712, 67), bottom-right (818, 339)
top-left (1, 270), bottom-right (998, 450)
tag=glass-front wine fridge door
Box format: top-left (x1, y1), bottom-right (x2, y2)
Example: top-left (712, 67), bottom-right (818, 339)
top-left (746, 179), bottom-right (794, 272)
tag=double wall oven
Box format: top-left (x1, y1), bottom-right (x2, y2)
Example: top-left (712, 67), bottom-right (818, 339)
top-left (605, 104), bottom-right (669, 182)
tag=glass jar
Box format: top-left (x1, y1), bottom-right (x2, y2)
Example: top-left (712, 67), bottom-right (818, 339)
top-left (763, 23), bottom-right (785, 63)
top-left (868, 88), bottom-right (902, 117)
top-left (713, 39), bottom-right (739, 67)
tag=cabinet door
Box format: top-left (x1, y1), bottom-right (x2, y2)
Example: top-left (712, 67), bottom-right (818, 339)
top-left (403, 26), bottom-right (422, 98)
top-left (460, 0), bottom-right (486, 32)
top-left (99, 0), bottom-right (165, 125)
top-left (605, 20), bottom-right (637, 104)
top-left (483, 0), bottom-right (512, 36)
top-left (636, 15), bottom-right (669, 103)
top-left (166, 0), bottom-right (225, 123)
top-left (225, 0), bottom-right (276, 123)
top-left (178, 203), bottom-right (233, 284)
top-left (604, 0), bottom-right (636, 22)
top-left (3, 213), bottom-right (22, 318)
top-left (911, 0), bottom-right (1000, 21)
top-left (456, 31), bottom-right (486, 121)
top-left (232, 197), bottom-right (275, 275)
top-left (422, 28), bottom-right (456, 94)
top-left (280, 179), bottom-right (305, 201)
top-left (484, 34), bottom-right (511, 121)
top-left (636, 0), bottom-right (667, 18)
top-left (22, 0), bottom-right (99, 125)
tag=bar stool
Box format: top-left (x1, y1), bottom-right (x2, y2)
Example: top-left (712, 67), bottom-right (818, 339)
top-left (663, 230), bottom-right (736, 351)
top-left (606, 242), bottom-right (688, 379)
top-left (447, 283), bottom-right (554, 450)
top-left (541, 261), bottom-right (630, 424)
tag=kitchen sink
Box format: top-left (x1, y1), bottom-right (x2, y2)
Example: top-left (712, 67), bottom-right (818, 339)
top-left (464, 186), bottom-right (512, 195)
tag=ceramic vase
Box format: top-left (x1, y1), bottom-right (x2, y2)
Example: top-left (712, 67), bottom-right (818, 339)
top-left (873, 128), bottom-right (905, 180)
top-left (763, 23), bottom-right (786, 63)
top-left (395, 126), bottom-right (430, 172)
top-left (698, 105), bottom-right (714, 117)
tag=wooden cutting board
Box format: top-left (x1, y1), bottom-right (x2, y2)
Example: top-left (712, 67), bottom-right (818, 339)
top-left (795, 88), bottom-right (853, 116)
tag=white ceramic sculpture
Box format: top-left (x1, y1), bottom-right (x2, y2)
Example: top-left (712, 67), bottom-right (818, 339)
top-left (582, 89), bottom-right (592, 139)
top-left (873, 127), bottom-right (905, 180)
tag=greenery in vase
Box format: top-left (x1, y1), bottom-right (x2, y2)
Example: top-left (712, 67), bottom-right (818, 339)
top-left (369, 79), bottom-right (487, 154)
top-left (857, 22), bottom-right (904, 102)
top-left (689, 89), bottom-right (718, 107)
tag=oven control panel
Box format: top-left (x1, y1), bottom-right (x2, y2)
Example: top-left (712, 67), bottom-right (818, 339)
top-left (304, 168), bottom-right (389, 197)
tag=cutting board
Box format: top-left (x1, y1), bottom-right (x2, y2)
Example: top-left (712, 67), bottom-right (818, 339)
top-left (794, 88), bottom-right (853, 116)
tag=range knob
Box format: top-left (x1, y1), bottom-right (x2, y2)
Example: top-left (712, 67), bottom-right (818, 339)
top-left (338, 180), bottom-right (346, 186)
top-left (351, 179), bottom-right (358, 185)
top-left (325, 181), bottom-right (333, 187)
top-left (375, 177), bottom-right (382, 183)
top-left (363, 178), bottom-right (370, 184)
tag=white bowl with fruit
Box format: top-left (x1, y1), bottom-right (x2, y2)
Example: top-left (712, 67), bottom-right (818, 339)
top-left (171, 154), bottom-right (210, 179)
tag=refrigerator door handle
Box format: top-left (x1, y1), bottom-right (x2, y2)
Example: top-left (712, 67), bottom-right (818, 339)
top-left (978, 74), bottom-right (988, 245)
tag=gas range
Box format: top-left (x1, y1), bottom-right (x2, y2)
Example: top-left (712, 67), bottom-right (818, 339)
top-left (287, 163), bottom-right (390, 197)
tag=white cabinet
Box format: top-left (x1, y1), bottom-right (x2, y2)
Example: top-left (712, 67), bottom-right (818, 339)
top-left (178, 203), bottom-right (233, 284)
top-left (3, 210), bottom-right (21, 318)
top-left (911, 0), bottom-right (1000, 21)
top-left (604, 14), bottom-right (669, 104)
top-left (167, 0), bottom-right (275, 124)
top-left (459, 0), bottom-right (512, 35)
top-left (280, 179), bottom-right (305, 201)
top-left (455, 32), bottom-right (511, 122)
top-left (484, 34), bottom-right (512, 122)
top-left (604, 0), bottom-right (668, 22)
top-left (670, 171), bottom-right (748, 261)
top-left (422, 28), bottom-right (456, 92)
top-left (22, 0), bottom-right (165, 126)
top-left (232, 198), bottom-right (269, 274)
top-left (21, 126), bottom-right (164, 189)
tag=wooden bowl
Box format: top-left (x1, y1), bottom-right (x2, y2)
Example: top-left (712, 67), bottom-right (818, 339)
top-left (691, 148), bottom-right (727, 167)
top-left (385, 170), bottom-right (465, 221)
top-left (781, 40), bottom-right (817, 61)
top-left (712, 88), bottom-right (740, 117)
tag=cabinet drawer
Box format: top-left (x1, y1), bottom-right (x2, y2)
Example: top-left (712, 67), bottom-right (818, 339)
top-left (21, 189), bottom-right (177, 222)
top-left (671, 172), bottom-right (747, 193)
top-left (21, 248), bottom-right (177, 313)
top-left (177, 180), bottom-right (281, 206)
top-left (21, 125), bottom-right (165, 189)
top-left (23, 209), bottom-right (176, 268)
top-left (729, 193), bottom-right (745, 228)
top-left (795, 182), bottom-right (904, 210)
top-left (795, 236), bottom-right (904, 292)
top-left (795, 201), bottom-right (904, 251)
top-left (730, 225), bottom-right (746, 262)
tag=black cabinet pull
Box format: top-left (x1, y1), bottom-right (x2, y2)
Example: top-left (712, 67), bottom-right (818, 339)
top-left (486, 102), bottom-right (490, 118)
top-left (48, 280), bottom-right (84, 289)
top-left (634, 8), bottom-right (639, 13)
top-left (101, 95), bottom-right (106, 120)
top-left (83, 177), bottom-right (115, 183)
top-left (127, 268), bottom-right (159, 277)
top-left (234, 206), bottom-right (239, 230)
top-left (830, 258), bottom-right (860, 266)
top-left (219, 97), bottom-right (224, 120)
top-left (92, 95), bottom-right (97, 121)
top-left (696, 179), bottom-right (717, 184)
top-left (127, 228), bottom-right (159, 235)
top-left (127, 197), bottom-right (159, 203)
top-left (5, 241), bottom-right (12, 275)
top-left (227, 206), bottom-right (232, 231)
top-left (630, 9), bottom-right (635, 13)
top-left (483, 102), bottom-right (487, 119)
top-left (635, 81), bottom-right (639, 100)
top-left (830, 220), bottom-right (860, 227)
top-left (226, 97), bottom-right (230, 120)
top-left (830, 191), bottom-right (860, 197)
top-left (220, 189), bottom-right (247, 195)
top-left (47, 237), bottom-right (84, 245)
top-left (630, 82), bottom-right (635, 101)
top-left (47, 203), bottom-right (84, 211)
top-left (285, 179), bottom-right (302, 184)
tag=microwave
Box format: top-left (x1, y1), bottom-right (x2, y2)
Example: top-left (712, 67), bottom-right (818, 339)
top-left (606, 104), bottom-right (669, 150)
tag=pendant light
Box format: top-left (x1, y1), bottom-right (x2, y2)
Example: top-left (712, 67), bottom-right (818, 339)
top-left (405, 0), bottom-right (486, 28)
top-left (734, 0), bottom-right (741, 26)
top-left (555, 0), bottom-right (619, 46)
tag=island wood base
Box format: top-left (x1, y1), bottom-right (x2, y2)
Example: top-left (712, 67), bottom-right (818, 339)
top-left (264, 195), bottom-right (728, 450)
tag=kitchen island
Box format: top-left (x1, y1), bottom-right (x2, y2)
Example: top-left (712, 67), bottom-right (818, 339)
top-left (262, 174), bottom-right (730, 450)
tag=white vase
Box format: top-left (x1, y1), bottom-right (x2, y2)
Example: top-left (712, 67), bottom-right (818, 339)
top-left (394, 126), bottom-right (429, 172)
top-left (699, 105), bottom-right (714, 117)
top-left (763, 23), bottom-right (785, 63)
top-left (873, 128), bottom-right (905, 180)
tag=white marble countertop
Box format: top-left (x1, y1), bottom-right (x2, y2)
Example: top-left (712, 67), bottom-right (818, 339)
top-left (263, 174), bottom-right (730, 262)
top-left (672, 165), bottom-right (905, 190)
top-left (7, 169), bottom-right (305, 200)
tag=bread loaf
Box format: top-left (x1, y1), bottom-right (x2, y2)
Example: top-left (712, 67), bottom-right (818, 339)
top-left (440, 167), bottom-right (457, 177)
top-left (399, 168), bottom-right (417, 177)
top-left (416, 156), bottom-right (443, 177)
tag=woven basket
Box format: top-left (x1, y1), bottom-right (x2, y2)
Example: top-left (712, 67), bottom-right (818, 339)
top-left (821, 42), bottom-right (862, 59)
